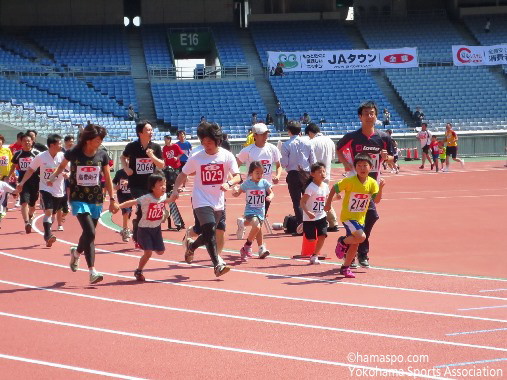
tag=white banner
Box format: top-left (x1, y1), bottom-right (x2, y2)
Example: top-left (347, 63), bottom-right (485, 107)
top-left (267, 48), bottom-right (418, 72)
top-left (452, 44), bottom-right (507, 66)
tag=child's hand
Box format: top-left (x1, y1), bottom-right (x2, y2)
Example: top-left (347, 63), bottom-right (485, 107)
top-left (167, 191), bottom-right (179, 203)
top-left (305, 211), bottom-right (315, 220)
top-left (266, 194), bottom-right (274, 202)
top-left (378, 178), bottom-right (386, 188)
top-left (232, 190), bottom-right (240, 197)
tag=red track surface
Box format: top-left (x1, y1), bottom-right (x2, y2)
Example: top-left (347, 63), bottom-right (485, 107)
top-left (1, 160), bottom-right (506, 379)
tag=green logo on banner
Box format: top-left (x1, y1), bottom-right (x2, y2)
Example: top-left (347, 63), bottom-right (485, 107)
top-left (278, 53), bottom-right (298, 69)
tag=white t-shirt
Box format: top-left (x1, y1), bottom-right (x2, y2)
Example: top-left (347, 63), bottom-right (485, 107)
top-left (309, 133), bottom-right (335, 181)
top-left (138, 193), bottom-right (167, 228)
top-left (183, 148), bottom-right (239, 211)
top-left (29, 151), bottom-right (66, 197)
top-left (303, 182), bottom-right (329, 222)
top-left (236, 142), bottom-right (281, 181)
top-left (0, 181), bottom-right (15, 213)
top-left (417, 130), bottom-right (432, 147)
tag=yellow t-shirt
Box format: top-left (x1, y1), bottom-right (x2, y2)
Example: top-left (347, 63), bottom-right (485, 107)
top-left (334, 175), bottom-right (379, 225)
top-left (244, 132), bottom-right (254, 147)
top-left (445, 130), bottom-right (458, 147)
top-left (0, 147), bottom-right (13, 178)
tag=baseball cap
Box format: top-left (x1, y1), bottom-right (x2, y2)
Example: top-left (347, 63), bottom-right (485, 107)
top-left (252, 123), bottom-right (268, 134)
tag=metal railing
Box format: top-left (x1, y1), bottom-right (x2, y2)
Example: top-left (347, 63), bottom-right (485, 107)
top-left (148, 64), bottom-right (251, 80)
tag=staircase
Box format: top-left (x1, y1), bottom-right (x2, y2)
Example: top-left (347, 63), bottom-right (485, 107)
top-left (14, 35), bottom-right (55, 63)
top-left (127, 29), bottom-right (157, 123)
top-left (238, 29), bottom-right (278, 118)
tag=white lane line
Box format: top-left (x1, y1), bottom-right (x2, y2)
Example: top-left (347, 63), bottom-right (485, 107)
top-left (0, 311), bottom-right (455, 380)
top-left (0, 353), bottom-right (145, 379)
top-left (1, 251), bottom-right (506, 325)
top-left (480, 289), bottom-right (507, 293)
top-left (2, 279), bottom-right (506, 353)
top-left (434, 358), bottom-right (507, 368)
top-left (458, 305), bottom-right (507, 311)
top-left (446, 328), bottom-right (507, 336)
top-left (100, 212), bottom-right (507, 284)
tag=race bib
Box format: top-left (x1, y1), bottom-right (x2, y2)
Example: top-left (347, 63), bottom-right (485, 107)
top-left (136, 158), bottom-right (154, 175)
top-left (19, 157), bottom-right (32, 171)
top-left (146, 202), bottom-right (164, 221)
top-left (368, 153), bottom-right (380, 173)
top-left (312, 196), bottom-right (325, 213)
top-left (0, 156), bottom-right (8, 167)
top-left (200, 163), bottom-right (224, 185)
top-left (260, 159), bottom-right (272, 176)
top-left (165, 150), bottom-right (175, 159)
top-left (43, 167), bottom-right (55, 180)
top-left (246, 189), bottom-right (265, 208)
top-left (77, 166), bottom-right (100, 187)
top-left (348, 193), bottom-right (370, 213)
top-left (120, 179), bottom-right (130, 193)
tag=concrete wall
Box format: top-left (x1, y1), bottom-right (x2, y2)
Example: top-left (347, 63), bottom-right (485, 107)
top-left (141, 0), bottom-right (233, 24)
top-left (0, 0), bottom-right (123, 26)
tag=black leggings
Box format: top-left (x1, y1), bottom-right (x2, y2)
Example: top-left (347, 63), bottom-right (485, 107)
top-left (76, 213), bottom-right (99, 268)
top-left (191, 222), bottom-right (219, 267)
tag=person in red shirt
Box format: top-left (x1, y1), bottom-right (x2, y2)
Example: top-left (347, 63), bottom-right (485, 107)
top-left (162, 135), bottom-right (183, 169)
top-left (9, 132), bottom-right (24, 156)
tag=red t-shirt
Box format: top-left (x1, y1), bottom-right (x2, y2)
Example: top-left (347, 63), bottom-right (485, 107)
top-left (163, 144), bottom-right (184, 169)
top-left (9, 143), bottom-right (22, 155)
top-left (429, 141), bottom-right (439, 155)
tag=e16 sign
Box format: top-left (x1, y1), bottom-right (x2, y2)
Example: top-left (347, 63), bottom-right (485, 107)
top-left (169, 31), bottom-right (211, 54)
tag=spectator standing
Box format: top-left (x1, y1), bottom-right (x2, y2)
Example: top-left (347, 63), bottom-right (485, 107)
top-left (221, 133), bottom-right (231, 151)
top-left (176, 130), bottom-right (192, 190)
top-left (251, 113), bottom-right (258, 126)
top-left (300, 112), bottom-right (311, 125)
top-left (443, 123), bottom-right (465, 171)
top-left (274, 102), bottom-right (286, 132)
top-left (485, 17), bottom-right (491, 33)
top-left (274, 62), bottom-right (284, 76)
top-left (26, 130), bottom-right (48, 152)
top-left (336, 101), bottom-right (394, 268)
top-left (305, 123), bottom-right (339, 232)
top-left (265, 113), bottom-right (274, 125)
top-left (128, 104), bottom-right (136, 121)
top-left (280, 120), bottom-right (316, 233)
top-left (382, 108), bottom-right (391, 127)
top-left (416, 123), bottom-right (434, 170)
top-left (413, 107), bottom-right (424, 129)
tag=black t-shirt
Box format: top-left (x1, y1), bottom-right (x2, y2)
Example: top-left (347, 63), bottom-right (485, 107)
top-left (64, 147), bottom-right (109, 204)
top-left (12, 149), bottom-right (41, 184)
top-left (336, 129), bottom-right (394, 181)
top-left (112, 169), bottom-right (131, 199)
top-left (34, 142), bottom-right (48, 152)
top-left (122, 139), bottom-right (163, 190)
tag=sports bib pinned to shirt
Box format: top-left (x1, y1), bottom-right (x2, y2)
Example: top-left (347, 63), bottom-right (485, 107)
top-left (119, 179), bottom-right (130, 193)
top-left (260, 159), bottom-right (272, 176)
top-left (19, 157), bottom-right (32, 171)
top-left (246, 189), bottom-right (266, 208)
top-left (136, 158), bottom-right (154, 175)
top-left (0, 156), bottom-right (8, 167)
top-left (348, 193), bottom-right (370, 213)
top-left (312, 196), bottom-right (326, 213)
top-left (77, 166), bottom-right (100, 187)
top-left (43, 167), bottom-right (55, 180)
top-left (146, 202), bottom-right (164, 221)
top-left (200, 163), bottom-right (224, 185)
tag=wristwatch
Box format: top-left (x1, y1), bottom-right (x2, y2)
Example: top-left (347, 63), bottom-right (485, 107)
top-left (226, 181), bottom-right (233, 187)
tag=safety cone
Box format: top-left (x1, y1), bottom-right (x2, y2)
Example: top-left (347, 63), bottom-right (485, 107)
top-left (405, 147), bottom-right (412, 161)
top-left (413, 147), bottom-right (420, 160)
top-left (292, 231), bottom-right (326, 260)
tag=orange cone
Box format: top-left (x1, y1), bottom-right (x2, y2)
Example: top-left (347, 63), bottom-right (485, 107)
top-left (405, 147), bottom-right (412, 161)
top-left (301, 232), bottom-right (317, 257)
top-left (413, 147), bottom-right (419, 160)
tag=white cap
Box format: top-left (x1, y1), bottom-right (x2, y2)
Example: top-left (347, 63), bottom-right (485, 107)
top-left (252, 123), bottom-right (268, 134)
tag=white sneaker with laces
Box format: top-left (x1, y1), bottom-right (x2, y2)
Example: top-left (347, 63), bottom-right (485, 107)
top-left (309, 254), bottom-right (320, 265)
top-left (258, 245), bottom-right (270, 259)
top-left (236, 217), bottom-right (245, 239)
top-left (460, 158), bottom-right (465, 168)
top-left (57, 225), bottom-right (64, 231)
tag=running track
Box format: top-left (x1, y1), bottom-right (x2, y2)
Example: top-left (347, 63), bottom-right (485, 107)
top-left (1, 160), bottom-right (506, 379)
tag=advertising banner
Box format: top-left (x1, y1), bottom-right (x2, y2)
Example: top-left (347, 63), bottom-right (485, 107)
top-left (452, 45), bottom-right (507, 66)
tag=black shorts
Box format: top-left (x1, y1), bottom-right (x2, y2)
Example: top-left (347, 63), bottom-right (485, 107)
top-left (446, 146), bottom-right (458, 159)
top-left (303, 217), bottom-right (328, 240)
top-left (60, 193), bottom-right (69, 213)
top-left (20, 184), bottom-right (39, 207)
top-left (422, 145), bottom-right (430, 154)
top-left (137, 226), bottom-right (165, 251)
top-left (39, 190), bottom-right (64, 213)
top-left (179, 161), bottom-right (187, 173)
top-left (193, 206), bottom-right (226, 231)
top-left (118, 194), bottom-right (133, 215)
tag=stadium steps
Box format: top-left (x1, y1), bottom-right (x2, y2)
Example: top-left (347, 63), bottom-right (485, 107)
top-left (343, 22), bottom-right (369, 49)
top-left (238, 29), bottom-right (278, 119)
top-left (14, 34), bottom-right (55, 63)
top-left (451, 19), bottom-right (480, 45)
top-left (127, 29), bottom-right (156, 122)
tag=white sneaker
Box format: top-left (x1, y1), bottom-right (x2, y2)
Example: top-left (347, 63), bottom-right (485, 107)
top-left (57, 225), bottom-right (64, 231)
top-left (258, 245), bottom-right (270, 259)
top-left (309, 254), bottom-right (320, 265)
top-left (460, 159), bottom-right (465, 168)
top-left (69, 247), bottom-right (80, 272)
top-left (236, 217), bottom-right (245, 239)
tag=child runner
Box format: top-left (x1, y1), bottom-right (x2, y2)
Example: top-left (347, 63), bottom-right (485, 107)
top-left (325, 154), bottom-right (385, 278)
top-left (300, 162), bottom-right (329, 265)
top-left (116, 172), bottom-right (169, 281)
top-left (0, 181), bottom-right (18, 227)
top-left (112, 168), bottom-right (133, 242)
top-left (438, 140), bottom-right (447, 172)
top-left (429, 135), bottom-right (440, 172)
top-left (48, 125), bottom-right (117, 284)
top-left (175, 130), bottom-right (192, 190)
top-left (233, 161), bottom-right (273, 260)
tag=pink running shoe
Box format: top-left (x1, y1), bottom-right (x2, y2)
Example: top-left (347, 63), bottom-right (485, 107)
top-left (340, 266), bottom-right (355, 278)
top-left (240, 245), bottom-right (253, 260)
top-left (335, 236), bottom-right (348, 259)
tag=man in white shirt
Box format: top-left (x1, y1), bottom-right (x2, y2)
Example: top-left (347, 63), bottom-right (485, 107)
top-left (305, 123), bottom-right (339, 232)
top-left (236, 123), bottom-right (282, 239)
top-left (169, 122), bottom-right (241, 277)
top-left (17, 134), bottom-right (67, 247)
top-left (416, 122), bottom-right (433, 170)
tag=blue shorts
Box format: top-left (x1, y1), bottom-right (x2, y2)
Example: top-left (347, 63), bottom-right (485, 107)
top-left (71, 201), bottom-right (103, 220)
top-left (343, 220), bottom-right (364, 236)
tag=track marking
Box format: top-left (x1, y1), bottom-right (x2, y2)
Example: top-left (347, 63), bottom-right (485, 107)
top-left (1, 251), bottom-right (506, 325)
top-left (458, 305), bottom-right (507, 311)
top-left (100, 211), bottom-right (507, 283)
top-left (2, 279), bottom-right (506, 353)
top-left (0, 353), bottom-right (145, 379)
top-left (0, 311), bottom-right (459, 379)
top-left (434, 358), bottom-right (507, 368)
top-left (446, 328), bottom-right (507, 336)
top-left (480, 289), bottom-right (507, 293)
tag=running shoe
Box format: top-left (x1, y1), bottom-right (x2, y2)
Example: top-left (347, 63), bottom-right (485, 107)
top-left (134, 269), bottom-right (145, 282)
top-left (430, 163), bottom-right (434, 170)
top-left (46, 235), bottom-right (56, 248)
top-left (258, 245), bottom-right (270, 259)
top-left (340, 266), bottom-right (355, 278)
top-left (89, 272), bottom-right (104, 284)
top-left (236, 217), bottom-right (245, 239)
top-left (358, 257), bottom-right (370, 268)
top-left (121, 228), bottom-right (130, 242)
top-left (460, 159), bottom-right (465, 168)
top-left (309, 254), bottom-right (320, 265)
top-left (418, 165), bottom-right (424, 169)
top-left (184, 237), bottom-right (195, 264)
top-left (240, 245), bottom-right (252, 260)
top-left (25, 222), bottom-right (32, 234)
top-left (134, 241), bottom-right (142, 250)
top-left (214, 263), bottom-right (231, 277)
top-left (335, 236), bottom-right (348, 259)
top-left (69, 247), bottom-right (80, 272)
top-left (57, 225), bottom-right (64, 231)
